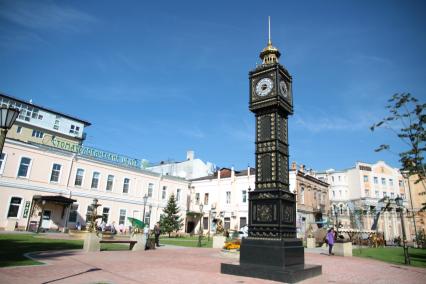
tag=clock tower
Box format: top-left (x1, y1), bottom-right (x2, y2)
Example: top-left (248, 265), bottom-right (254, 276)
top-left (221, 18), bottom-right (322, 283)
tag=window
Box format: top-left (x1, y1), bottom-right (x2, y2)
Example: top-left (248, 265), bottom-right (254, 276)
top-left (339, 190), bottom-right (342, 197)
top-left (119, 209), bottom-right (126, 225)
top-left (0, 153), bottom-right (6, 174)
top-left (224, 217), bottom-right (231, 230)
top-left (226, 191), bottom-right (231, 204)
top-left (399, 180), bottom-right (403, 187)
top-left (17, 157), bottom-right (31, 178)
top-left (338, 176), bottom-right (341, 182)
top-left (106, 175), bottom-right (114, 191)
top-left (332, 176), bottom-right (335, 182)
top-left (240, 217), bottom-right (247, 228)
top-left (204, 193), bottom-right (209, 205)
top-left (390, 192), bottom-right (395, 198)
top-left (381, 178), bottom-right (386, 185)
top-left (148, 183), bottom-right (154, 197)
top-left (301, 187), bottom-right (305, 204)
top-left (340, 204), bottom-right (343, 215)
top-left (7, 197), bottom-right (22, 218)
top-left (162, 186), bottom-right (167, 199)
top-left (69, 124), bottom-right (80, 135)
top-left (53, 119), bottom-right (60, 130)
top-left (50, 163), bottom-right (61, 182)
top-left (363, 175), bottom-right (368, 182)
top-left (102, 207), bottom-right (110, 223)
top-left (195, 193), bottom-right (200, 204)
top-left (75, 168), bottom-right (84, 186)
top-left (123, 178), bottom-right (130, 193)
top-left (145, 210), bottom-right (151, 226)
top-left (242, 190), bottom-right (247, 203)
top-left (389, 179), bottom-right (393, 186)
top-left (176, 189), bottom-right (181, 202)
top-left (365, 189), bottom-right (369, 197)
top-left (16, 126), bottom-right (22, 133)
top-left (383, 191), bottom-right (386, 197)
top-left (68, 204), bottom-right (79, 223)
top-left (203, 217), bottom-right (209, 230)
top-left (31, 130), bottom-right (44, 138)
top-left (375, 191), bottom-right (379, 198)
top-left (401, 193), bottom-right (405, 199)
top-left (374, 177), bottom-right (378, 184)
top-left (91, 172), bottom-right (100, 189)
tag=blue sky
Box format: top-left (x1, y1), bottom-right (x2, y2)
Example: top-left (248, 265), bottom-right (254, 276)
top-left (1, 0), bottom-right (425, 172)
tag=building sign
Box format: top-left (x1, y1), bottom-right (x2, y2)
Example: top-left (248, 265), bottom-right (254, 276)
top-left (50, 137), bottom-right (148, 169)
top-left (22, 201), bottom-right (31, 218)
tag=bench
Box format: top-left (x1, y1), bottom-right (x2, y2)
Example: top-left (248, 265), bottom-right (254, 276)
top-left (99, 240), bottom-right (137, 250)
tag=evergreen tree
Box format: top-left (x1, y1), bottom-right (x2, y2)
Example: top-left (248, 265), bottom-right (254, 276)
top-left (159, 194), bottom-right (183, 237)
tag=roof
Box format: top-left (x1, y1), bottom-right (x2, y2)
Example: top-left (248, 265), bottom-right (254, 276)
top-left (190, 167), bottom-right (255, 181)
top-left (0, 93), bottom-right (91, 126)
top-left (33, 195), bottom-right (77, 204)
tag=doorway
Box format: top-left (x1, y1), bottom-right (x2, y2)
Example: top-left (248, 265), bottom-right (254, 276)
top-left (41, 210), bottom-right (52, 229)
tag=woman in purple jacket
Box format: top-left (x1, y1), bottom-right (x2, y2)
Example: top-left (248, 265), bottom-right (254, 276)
top-left (326, 228), bottom-right (335, 255)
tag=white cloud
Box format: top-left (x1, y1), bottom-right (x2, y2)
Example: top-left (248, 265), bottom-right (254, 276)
top-left (0, 1), bottom-right (97, 32)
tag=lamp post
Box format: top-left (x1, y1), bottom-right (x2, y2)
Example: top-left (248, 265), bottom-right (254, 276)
top-left (395, 195), bottom-right (411, 265)
top-left (198, 203), bottom-right (204, 247)
top-left (0, 107), bottom-right (20, 154)
top-left (142, 194), bottom-right (148, 223)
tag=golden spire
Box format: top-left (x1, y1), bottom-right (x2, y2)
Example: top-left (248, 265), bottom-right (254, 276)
top-left (260, 16), bottom-right (281, 65)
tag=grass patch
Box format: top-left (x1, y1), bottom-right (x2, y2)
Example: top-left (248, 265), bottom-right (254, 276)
top-left (353, 247), bottom-right (426, 268)
top-left (0, 233), bottom-right (130, 267)
top-left (159, 236), bottom-right (213, 248)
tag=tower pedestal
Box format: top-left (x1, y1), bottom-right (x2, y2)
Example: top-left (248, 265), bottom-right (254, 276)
top-left (221, 238), bottom-right (321, 283)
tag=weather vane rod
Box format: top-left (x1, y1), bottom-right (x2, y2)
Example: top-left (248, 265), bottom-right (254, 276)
top-left (268, 16), bottom-right (271, 45)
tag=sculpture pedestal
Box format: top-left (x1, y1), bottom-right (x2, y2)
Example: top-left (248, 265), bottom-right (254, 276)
top-left (221, 238), bottom-right (322, 283)
top-left (213, 236), bottom-right (226, 249)
top-left (334, 241), bottom-right (352, 257)
top-left (83, 232), bottom-right (100, 252)
top-left (306, 237), bottom-right (316, 248)
top-left (131, 234), bottom-right (147, 251)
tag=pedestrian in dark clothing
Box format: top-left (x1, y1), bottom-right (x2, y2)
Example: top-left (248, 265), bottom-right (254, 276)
top-left (326, 228), bottom-right (335, 255)
top-left (154, 222), bottom-right (161, 247)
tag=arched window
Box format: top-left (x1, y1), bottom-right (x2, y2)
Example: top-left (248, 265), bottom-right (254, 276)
top-left (300, 187), bottom-right (305, 204)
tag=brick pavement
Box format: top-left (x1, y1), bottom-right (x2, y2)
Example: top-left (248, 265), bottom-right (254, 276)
top-left (1, 245), bottom-right (425, 284)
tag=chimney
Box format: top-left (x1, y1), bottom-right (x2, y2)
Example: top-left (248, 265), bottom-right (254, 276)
top-left (291, 161), bottom-right (297, 171)
top-left (300, 164), bottom-right (305, 173)
top-left (186, 150), bottom-right (194, 161)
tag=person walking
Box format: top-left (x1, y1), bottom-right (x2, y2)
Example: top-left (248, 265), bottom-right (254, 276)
top-left (326, 228), bottom-right (335, 255)
top-left (154, 222), bottom-right (161, 247)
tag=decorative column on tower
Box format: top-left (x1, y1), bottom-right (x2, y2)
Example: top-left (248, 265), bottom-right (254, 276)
top-left (221, 17), bottom-right (322, 283)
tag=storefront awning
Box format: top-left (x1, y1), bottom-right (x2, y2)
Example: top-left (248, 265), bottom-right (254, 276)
top-left (33, 195), bottom-right (76, 205)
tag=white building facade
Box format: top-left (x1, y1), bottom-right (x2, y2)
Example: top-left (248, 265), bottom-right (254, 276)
top-left (316, 161), bottom-right (414, 242)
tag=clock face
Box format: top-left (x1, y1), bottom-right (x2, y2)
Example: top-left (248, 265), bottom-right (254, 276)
top-left (279, 80), bottom-right (288, 97)
top-left (255, 78), bottom-right (273, 96)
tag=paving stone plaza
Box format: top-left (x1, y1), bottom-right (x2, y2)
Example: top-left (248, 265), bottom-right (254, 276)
top-left (1, 243), bottom-right (426, 284)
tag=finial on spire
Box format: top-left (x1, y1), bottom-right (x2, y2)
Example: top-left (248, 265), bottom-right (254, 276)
top-left (268, 16), bottom-right (271, 45)
top-left (259, 16), bottom-right (281, 65)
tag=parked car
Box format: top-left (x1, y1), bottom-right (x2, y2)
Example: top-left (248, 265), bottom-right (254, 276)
top-left (238, 225), bottom-right (248, 239)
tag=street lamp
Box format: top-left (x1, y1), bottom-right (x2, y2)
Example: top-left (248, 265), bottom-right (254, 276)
top-left (0, 107), bottom-right (20, 154)
top-left (198, 203), bottom-right (204, 247)
top-left (142, 194), bottom-right (149, 223)
top-left (395, 195), bottom-right (411, 265)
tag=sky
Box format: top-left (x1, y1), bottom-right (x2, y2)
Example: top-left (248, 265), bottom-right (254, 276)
top-left (1, 0), bottom-right (425, 172)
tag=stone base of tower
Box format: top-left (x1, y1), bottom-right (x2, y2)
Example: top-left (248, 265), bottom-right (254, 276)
top-left (221, 238), bottom-right (322, 283)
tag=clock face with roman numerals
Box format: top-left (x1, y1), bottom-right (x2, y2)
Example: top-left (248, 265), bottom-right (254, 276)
top-left (255, 78), bottom-right (273, 96)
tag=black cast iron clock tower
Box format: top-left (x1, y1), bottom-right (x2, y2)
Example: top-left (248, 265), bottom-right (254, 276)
top-left (222, 18), bottom-right (321, 283)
